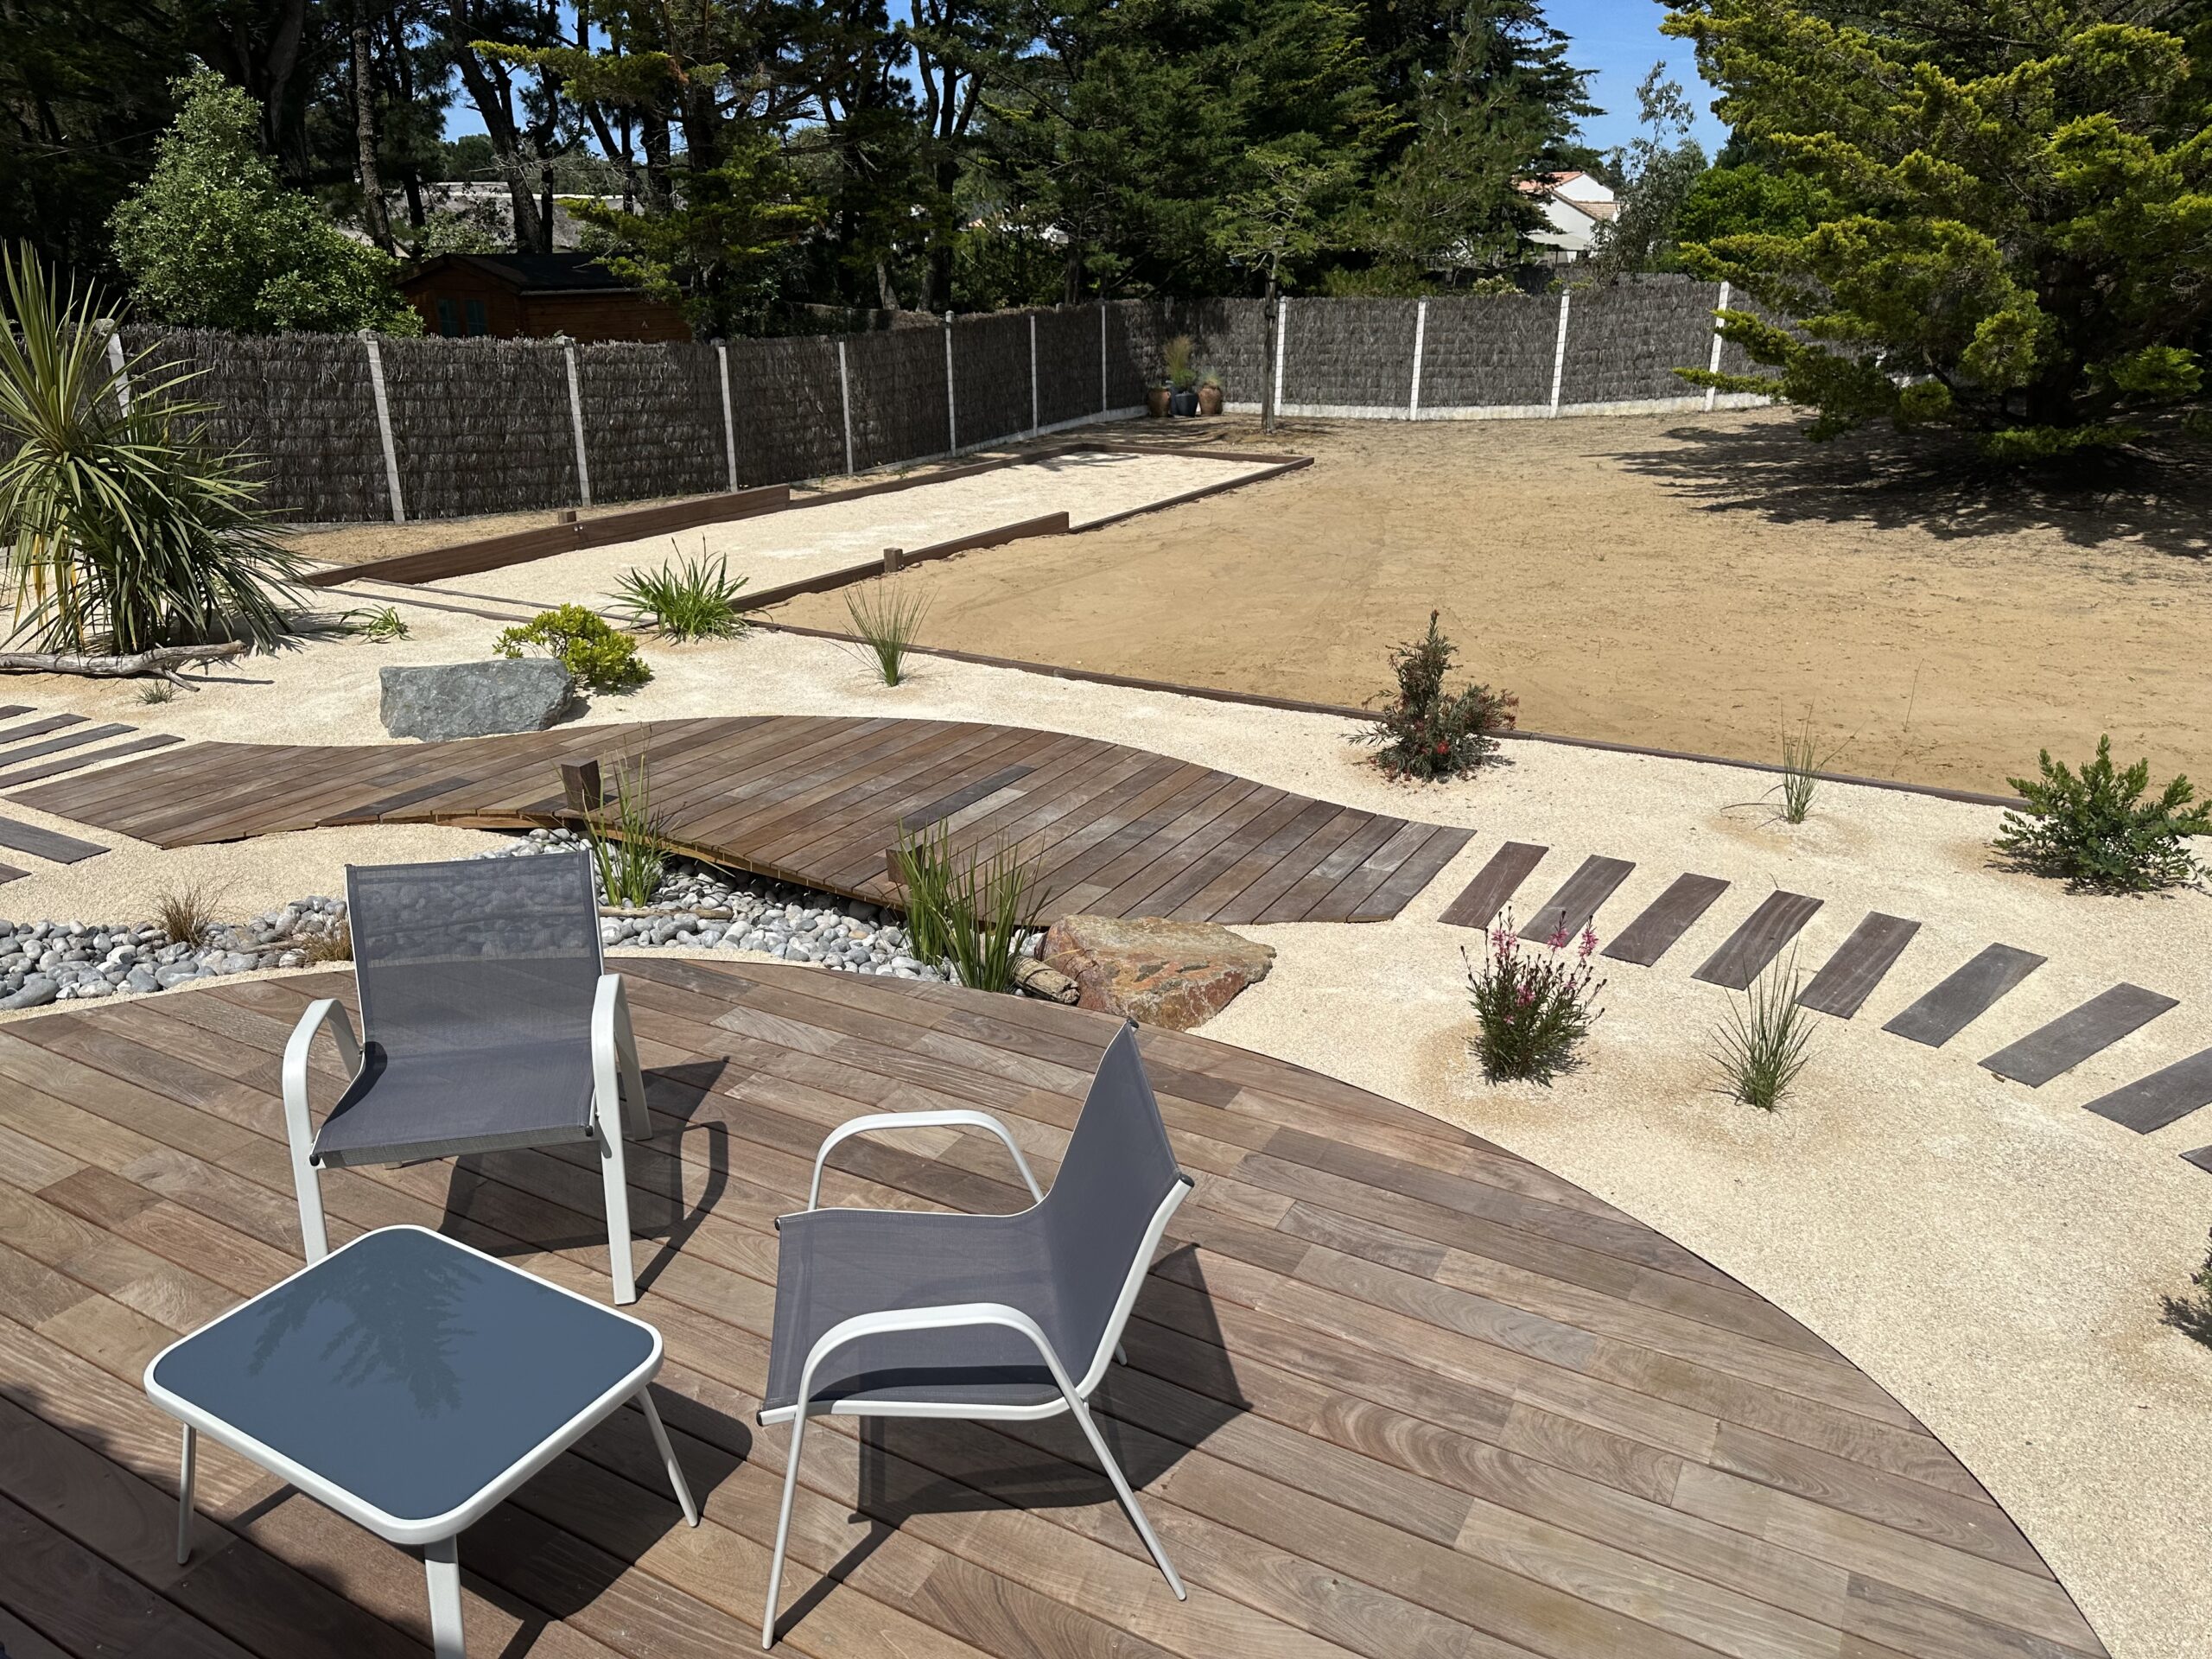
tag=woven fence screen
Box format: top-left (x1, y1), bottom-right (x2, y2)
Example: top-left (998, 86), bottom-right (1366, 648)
top-left (731, 335), bottom-right (844, 484)
top-left (845, 327), bottom-right (949, 472)
top-left (1417, 295), bottom-right (1565, 411)
top-left (954, 312), bottom-right (1033, 445)
top-left (1035, 306), bottom-right (1104, 427)
top-left (1557, 282), bottom-right (1725, 407)
top-left (377, 337), bottom-right (577, 518)
top-left (578, 343), bottom-right (724, 500)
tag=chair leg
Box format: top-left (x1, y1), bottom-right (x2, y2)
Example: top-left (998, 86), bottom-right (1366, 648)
top-left (638, 1388), bottom-right (700, 1527)
top-left (1064, 1391), bottom-right (1186, 1600)
top-left (175, 1425), bottom-right (195, 1566)
top-left (598, 1119), bottom-right (638, 1305)
top-left (762, 1412), bottom-right (810, 1649)
top-left (423, 1535), bottom-right (466, 1659)
top-left (617, 1007), bottom-right (651, 1142)
top-left (288, 1145), bottom-right (330, 1262)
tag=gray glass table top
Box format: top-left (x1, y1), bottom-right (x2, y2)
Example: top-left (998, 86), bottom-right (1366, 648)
top-left (148, 1227), bottom-right (657, 1527)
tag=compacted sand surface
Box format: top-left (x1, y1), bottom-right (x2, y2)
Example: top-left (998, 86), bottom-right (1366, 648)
top-left (771, 410), bottom-right (2212, 795)
top-left (4, 618), bottom-right (2210, 1656)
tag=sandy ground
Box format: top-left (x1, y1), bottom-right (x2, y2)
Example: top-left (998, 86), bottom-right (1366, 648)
top-left (770, 410), bottom-right (2212, 796)
top-left (3, 615), bottom-right (2209, 1655)
top-left (403, 449), bottom-right (1274, 613)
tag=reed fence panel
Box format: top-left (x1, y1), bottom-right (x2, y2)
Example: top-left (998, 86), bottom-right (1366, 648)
top-left (843, 327), bottom-right (950, 471)
top-left (578, 343), bottom-right (724, 500)
top-left (953, 312), bottom-right (1033, 445)
top-left (731, 335), bottom-right (845, 483)
top-left (378, 337), bottom-right (576, 518)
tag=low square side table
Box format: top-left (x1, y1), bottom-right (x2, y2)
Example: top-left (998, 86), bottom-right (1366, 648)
top-left (145, 1225), bottom-right (699, 1657)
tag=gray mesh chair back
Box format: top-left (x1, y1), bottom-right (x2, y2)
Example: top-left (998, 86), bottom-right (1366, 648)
top-left (1035, 1023), bottom-right (1185, 1379)
top-left (347, 853), bottom-right (602, 1059)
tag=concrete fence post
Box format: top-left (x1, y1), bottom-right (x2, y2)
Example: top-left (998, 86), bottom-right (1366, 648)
top-left (562, 340), bottom-right (593, 506)
top-left (1098, 302), bottom-right (1109, 415)
top-left (1704, 280), bottom-right (1732, 413)
top-left (100, 321), bottom-right (132, 414)
top-left (1272, 298), bottom-right (1288, 416)
top-left (359, 331), bottom-right (406, 525)
top-left (944, 315), bottom-right (957, 451)
top-left (716, 341), bottom-right (738, 491)
top-left (837, 339), bottom-right (855, 474)
top-left (1029, 313), bottom-right (1040, 435)
top-left (1408, 299), bottom-right (1427, 420)
top-left (1548, 291), bottom-right (1572, 416)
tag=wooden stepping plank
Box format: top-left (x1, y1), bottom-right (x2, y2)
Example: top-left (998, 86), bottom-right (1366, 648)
top-left (0, 721), bottom-right (134, 768)
top-left (0, 732), bottom-right (184, 791)
top-left (2183, 1146), bottom-right (2212, 1176)
top-left (1519, 855), bottom-right (1635, 943)
top-left (0, 817), bottom-right (106, 865)
top-left (1436, 841), bottom-right (1546, 929)
top-left (0, 704), bottom-right (31, 721)
top-left (897, 763), bottom-right (1037, 835)
top-left (1797, 912), bottom-right (1921, 1019)
top-left (0, 714), bottom-right (82, 747)
top-left (0, 863), bottom-right (24, 885)
top-left (1603, 873), bottom-right (1730, 966)
top-left (2082, 1048), bottom-right (2212, 1133)
top-left (1882, 944), bottom-right (2046, 1048)
top-left (1693, 891), bottom-right (1822, 989)
top-left (1981, 984), bottom-right (2180, 1087)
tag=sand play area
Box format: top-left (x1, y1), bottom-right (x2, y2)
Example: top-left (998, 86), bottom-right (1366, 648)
top-left (3, 598), bottom-right (2211, 1656)
top-left (768, 410), bottom-right (2212, 796)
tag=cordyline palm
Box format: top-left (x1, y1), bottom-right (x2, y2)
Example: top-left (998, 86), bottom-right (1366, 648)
top-left (0, 243), bottom-right (300, 655)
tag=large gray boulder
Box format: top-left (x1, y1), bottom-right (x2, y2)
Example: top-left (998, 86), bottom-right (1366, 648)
top-left (379, 659), bottom-right (575, 741)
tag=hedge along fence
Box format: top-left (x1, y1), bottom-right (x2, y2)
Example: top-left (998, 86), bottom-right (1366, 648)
top-left (112, 282), bottom-right (1760, 524)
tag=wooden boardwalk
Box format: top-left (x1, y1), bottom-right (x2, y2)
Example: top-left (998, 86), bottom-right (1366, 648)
top-left (9, 716), bottom-right (1471, 925)
top-left (0, 962), bottom-right (2101, 1659)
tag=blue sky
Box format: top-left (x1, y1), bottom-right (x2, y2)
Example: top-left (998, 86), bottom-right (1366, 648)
top-left (446, 1), bottom-right (1727, 156)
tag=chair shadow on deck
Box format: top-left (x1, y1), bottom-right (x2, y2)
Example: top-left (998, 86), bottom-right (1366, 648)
top-left (437, 1058), bottom-right (732, 1300)
top-left (783, 1245), bottom-right (1247, 1637)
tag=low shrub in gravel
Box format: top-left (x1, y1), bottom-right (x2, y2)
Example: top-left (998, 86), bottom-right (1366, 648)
top-left (1360, 611), bottom-right (1516, 782)
top-left (496, 604), bottom-right (651, 694)
top-left (1995, 735), bottom-right (2208, 893)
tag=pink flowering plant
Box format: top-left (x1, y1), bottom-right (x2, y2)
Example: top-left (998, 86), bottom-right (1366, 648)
top-left (1465, 909), bottom-right (1605, 1084)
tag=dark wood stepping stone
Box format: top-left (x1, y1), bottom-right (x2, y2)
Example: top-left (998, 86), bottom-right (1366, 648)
top-left (1980, 984), bottom-right (2179, 1087)
top-left (1519, 855), bottom-right (1635, 944)
top-left (0, 705), bottom-right (31, 721)
top-left (2183, 1147), bottom-right (2212, 1176)
top-left (0, 714), bottom-right (83, 748)
top-left (2082, 1049), bottom-right (2212, 1133)
top-left (1437, 842), bottom-right (1546, 930)
top-left (0, 732), bottom-right (183, 791)
top-left (0, 721), bottom-right (134, 768)
top-left (1881, 944), bottom-right (2045, 1048)
top-left (1693, 891), bottom-right (1822, 989)
top-left (0, 863), bottom-right (23, 885)
top-left (0, 816), bottom-right (106, 865)
top-left (897, 764), bottom-right (1037, 835)
top-left (1797, 912), bottom-right (1921, 1019)
top-left (1604, 873), bottom-right (1730, 967)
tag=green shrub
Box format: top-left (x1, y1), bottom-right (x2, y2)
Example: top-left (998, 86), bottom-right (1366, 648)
top-left (1358, 611), bottom-right (1516, 782)
top-left (1994, 736), bottom-right (2208, 893)
top-left (2159, 1230), bottom-right (2212, 1349)
top-left (495, 604), bottom-right (651, 694)
top-left (610, 544), bottom-right (750, 641)
top-left (1712, 952), bottom-right (1815, 1111)
top-left (1464, 912), bottom-right (1605, 1084)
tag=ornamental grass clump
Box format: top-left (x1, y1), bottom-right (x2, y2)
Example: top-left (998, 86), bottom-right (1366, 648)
top-left (1994, 736), bottom-right (2208, 893)
top-left (611, 543), bottom-right (751, 641)
top-left (1712, 953), bottom-right (1816, 1111)
top-left (495, 604), bottom-right (651, 694)
top-left (1360, 611), bottom-right (1516, 782)
top-left (845, 578), bottom-right (930, 685)
top-left (1465, 912), bottom-right (1604, 1084)
top-left (891, 819), bottom-right (1046, 994)
top-left (586, 757), bottom-right (669, 909)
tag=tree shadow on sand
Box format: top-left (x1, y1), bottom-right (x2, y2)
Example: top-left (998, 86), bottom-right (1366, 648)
top-left (1608, 414), bottom-right (2212, 561)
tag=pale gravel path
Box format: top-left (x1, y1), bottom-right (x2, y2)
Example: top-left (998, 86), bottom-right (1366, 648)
top-left (416, 449), bottom-right (1274, 611)
top-left (5, 621), bottom-right (2209, 1656)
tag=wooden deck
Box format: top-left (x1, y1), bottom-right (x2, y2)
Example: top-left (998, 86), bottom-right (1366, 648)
top-left (9, 716), bottom-right (1472, 925)
top-left (0, 961), bottom-right (2101, 1659)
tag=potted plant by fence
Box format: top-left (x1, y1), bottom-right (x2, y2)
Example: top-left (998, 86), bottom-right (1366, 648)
top-left (1146, 379), bottom-right (1173, 419)
top-left (1165, 334), bottom-right (1199, 416)
top-left (1197, 368), bottom-right (1224, 416)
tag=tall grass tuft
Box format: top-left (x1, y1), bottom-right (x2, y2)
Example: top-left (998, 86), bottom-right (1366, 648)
top-left (153, 881), bottom-right (217, 945)
top-left (1712, 950), bottom-right (1817, 1109)
top-left (891, 821), bottom-right (1046, 993)
top-left (611, 541), bottom-right (751, 641)
top-left (845, 578), bottom-right (931, 685)
top-left (587, 756), bottom-right (669, 909)
top-left (0, 243), bottom-right (302, 654)
top-left (1774, 709), bottom-right (1847, 824)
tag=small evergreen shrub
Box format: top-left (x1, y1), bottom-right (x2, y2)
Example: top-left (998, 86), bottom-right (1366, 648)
top-left (1359, 611), bottom-right (1516, 781)
top-left (1465, 912), bottom-right (1604, 1084)
top-left (496, 604), bottom-right (651, 694)
top-left (1993, 736), bottom-right (2208, 893)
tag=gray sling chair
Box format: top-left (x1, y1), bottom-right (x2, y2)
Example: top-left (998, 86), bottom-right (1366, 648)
top-left (758, 1021), bottom-right (1195, 1648)
top-left (280, 852), bottom-right (654, 1303)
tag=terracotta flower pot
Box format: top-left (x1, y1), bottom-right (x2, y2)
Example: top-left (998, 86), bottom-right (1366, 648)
top-left (1197, 385), bottom-right (1223, 416)
top-left (1146, 386), bottom-right (1173, 418)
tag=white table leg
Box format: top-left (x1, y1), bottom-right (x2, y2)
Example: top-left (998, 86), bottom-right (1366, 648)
top-left (638, 1389), bottom-right (699, 1527)
top-left (175, 1426), bottom-right (196, 1565)
top-left (424, 1535), bottom-right (466, 1658)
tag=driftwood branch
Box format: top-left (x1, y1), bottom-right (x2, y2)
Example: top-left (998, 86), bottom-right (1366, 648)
top-left (0, 641), bottom-right (249, 690)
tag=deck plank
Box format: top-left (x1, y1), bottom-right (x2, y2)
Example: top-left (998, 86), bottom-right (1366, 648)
top-left (0, 734), bottom-right (185, 792)
top-left (0, 817), bottom-right (106, 866)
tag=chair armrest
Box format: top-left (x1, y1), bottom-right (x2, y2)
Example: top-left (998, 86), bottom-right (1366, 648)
top-left (805, 1110), bottom-right (1043, 1211)
top-left (791, 1300), bottom-right (1075, 1418)
top-left (281, 999), bottom-right (361, 1163)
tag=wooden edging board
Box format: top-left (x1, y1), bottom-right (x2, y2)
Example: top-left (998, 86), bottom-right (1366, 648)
top-left (747, 621), bottom-right (2028, 810)
top-left (740, 512), bottom-right (1072, 610)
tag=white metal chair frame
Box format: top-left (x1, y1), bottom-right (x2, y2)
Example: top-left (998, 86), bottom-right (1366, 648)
top-left (282, 971), bottom-right (652, 1303)
top-left (761, 1109), bottom-right (1193, 1649)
